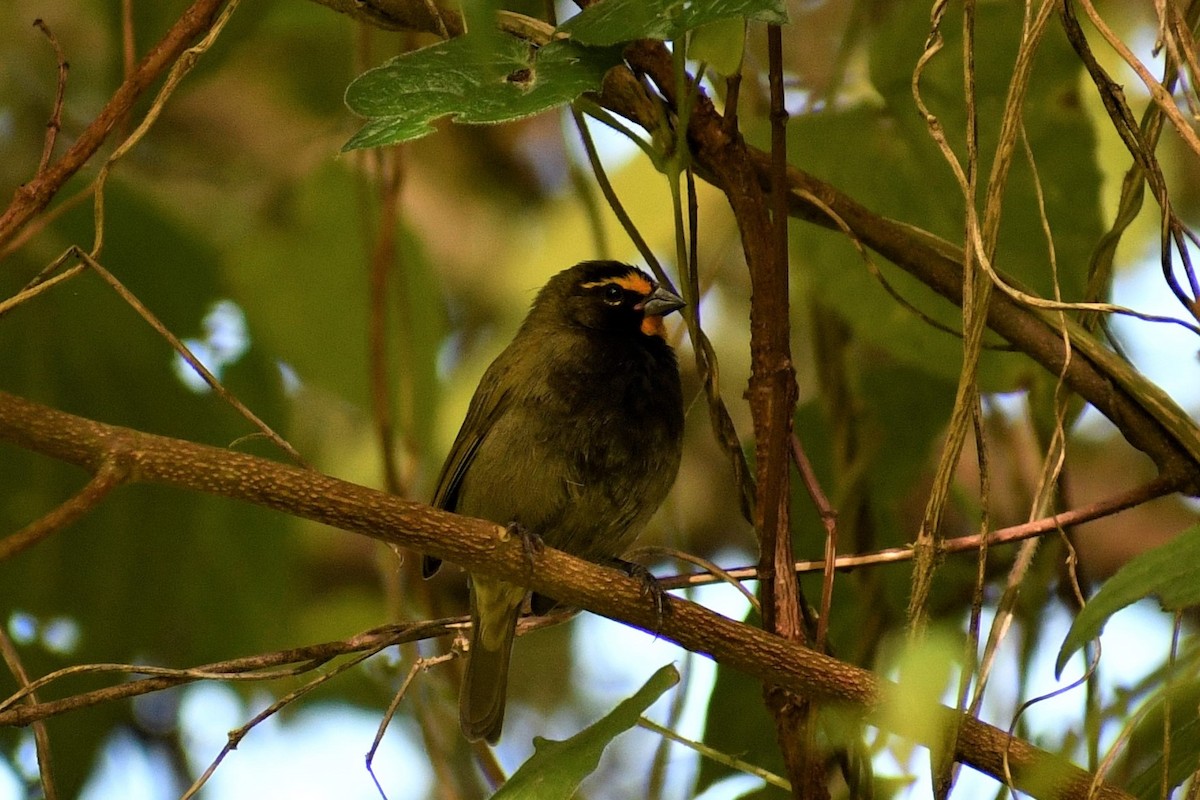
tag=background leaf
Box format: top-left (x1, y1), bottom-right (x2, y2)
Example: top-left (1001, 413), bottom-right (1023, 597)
top-left (2, 0), bottom-right (1197, 796)
top-left (1056, 523), bottom-right (1200, 677)
top-left (495, 664), bottom-right (679, 800)
top-left (788, 0), bottom-right (1102, 391)
top-left (559, 0), bottom-right (786, 47)
top-left (344, 37), bottom-right (624, 149)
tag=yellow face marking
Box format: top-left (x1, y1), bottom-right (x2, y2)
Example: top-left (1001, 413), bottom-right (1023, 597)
top-left (580, 272), bottom-right (654, 296)
top-left (641, 315), bottom-right (667, 338)
top-left (582, 271), bottom-right (667, 337)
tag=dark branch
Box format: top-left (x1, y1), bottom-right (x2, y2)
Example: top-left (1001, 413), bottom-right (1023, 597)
top-left (0, 391), bottom-right (1135, 799)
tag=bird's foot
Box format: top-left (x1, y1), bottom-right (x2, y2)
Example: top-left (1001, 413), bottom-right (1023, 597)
top-left (606, 557), bottom-right (672, 630)
top-left (503, 521), bottom-right (543, 577)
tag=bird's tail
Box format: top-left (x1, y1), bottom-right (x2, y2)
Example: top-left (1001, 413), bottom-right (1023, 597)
top-left (461, 576), bottom-right (526, 743)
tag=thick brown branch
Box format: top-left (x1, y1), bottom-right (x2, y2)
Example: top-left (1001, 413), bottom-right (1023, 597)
top-left (594, 57), bottom-right (1200, 494)
top-left (755, 157), bottom-right (1200, 493)
top-left (0, 391), bottom-right (1135, 799)
top-left (0, 0), bottom-right (228, 251)
top-left (763, 23), bottom-right (815, 795)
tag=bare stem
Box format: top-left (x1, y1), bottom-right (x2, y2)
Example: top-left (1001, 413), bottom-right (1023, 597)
top-left (0, 459), bottom-right (128, 562)
top-left (0, 628), bottom-right (58, 800)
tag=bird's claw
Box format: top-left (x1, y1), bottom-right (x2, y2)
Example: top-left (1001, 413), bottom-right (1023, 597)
top-left (607, 557), bottom-right (671, 630)
top-left (504, 521), bottom-right (543, 577)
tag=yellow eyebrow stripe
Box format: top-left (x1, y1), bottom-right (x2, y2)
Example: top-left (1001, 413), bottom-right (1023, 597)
top-left (580, 273), bottom-right (653, 295)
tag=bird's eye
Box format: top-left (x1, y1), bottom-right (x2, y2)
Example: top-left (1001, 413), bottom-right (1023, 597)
top-left (602, 284), bottom-right (623, 305)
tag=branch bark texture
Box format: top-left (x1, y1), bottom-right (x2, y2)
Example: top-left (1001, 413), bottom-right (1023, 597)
top-left (594, 58), bottom-right (1200, 495)
top-left (0, 390), bottom-right (1134, 800)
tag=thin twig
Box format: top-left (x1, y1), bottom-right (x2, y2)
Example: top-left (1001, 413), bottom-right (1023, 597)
top-left (1163, 609), bottom-right (1184, 800)
top-left (0, 628), bottom-right (58, 800)
top-left (0, 459), bottom-right (129, 562)
top-left (0, 248), bottom-right (84, 317)
top-left (971, 89), bottom-right (1080, 724)
top-left (1075, 0), bottom-right (1200, 160)
top-left (366, 652), bottom-right (458, 798)
top-left (1061, 0), bottom-right (1200, 324)
top-left (789, 434), bottom-right (837, 650)
top-left (73, 247), bottom-right (307, 466)
top-left (569, 105), bottom-right (665, 281)
top-left (182, 646), bottom-right (387, 799)
top-left (574, 100), bottom-right (757, 520)
top-left (120, 0), bottom-right (137, 81)
top-left (90, 0), bottom-right (243, 259)
top-left (657, 476), bottom-right (1176, 591)
top-left (32, 19), bottom-right (69, 177)
top-left (0, 618), bottom-right (467, 725)
top-left (682, 168), bottom-right (756, 522)
top-left (637, 716), bottom-right (791, 791)
top-left (367, 145), bottom-right (407, 497)
top-left (910, 0), bottom-right (1058, 636)
top-left (0, 185), bottom-right (93, 262)
top-left (0, 609), bottom-right (580, 728)
top-left (0, 0), bottom-right (229, 249)
top-left (1004, 646), bottom-right (1100, 791)
top-left (626, 545), bottom-right (760, 615)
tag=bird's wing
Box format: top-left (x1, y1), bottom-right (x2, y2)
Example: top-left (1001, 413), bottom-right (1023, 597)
top-left (431, 352), bottom-right (516, 513)
top-left (422, 355), bottom-right (514, 578)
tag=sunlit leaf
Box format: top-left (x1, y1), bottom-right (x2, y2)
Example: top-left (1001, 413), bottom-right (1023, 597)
top-left (495, 663), bottom-right (678, 799)
top-left (689, 17), bottom-right (747, 76)
top-left (1056, 524), bottom-right (1200, 677)
top-left (344, 36), bottom-right (624, 150)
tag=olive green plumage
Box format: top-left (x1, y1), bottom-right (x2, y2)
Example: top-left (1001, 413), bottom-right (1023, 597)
top-left (424, 261), bottom-right (685, 743)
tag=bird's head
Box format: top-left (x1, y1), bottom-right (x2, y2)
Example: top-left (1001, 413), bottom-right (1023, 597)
top-left (540, 261), bottom-right (685, 339)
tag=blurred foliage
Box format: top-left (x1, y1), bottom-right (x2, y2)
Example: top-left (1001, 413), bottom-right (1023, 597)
top-left (0, 0), bottom-right (1198, 798)
top-left (495, 665), bottom-right (678, 800)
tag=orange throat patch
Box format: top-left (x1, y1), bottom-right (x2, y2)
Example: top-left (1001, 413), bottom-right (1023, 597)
top-left (641, 315), bottom-right (667, 338)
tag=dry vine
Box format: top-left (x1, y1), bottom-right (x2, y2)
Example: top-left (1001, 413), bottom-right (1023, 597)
top-left (2, 0), bottom-right (1198, 797)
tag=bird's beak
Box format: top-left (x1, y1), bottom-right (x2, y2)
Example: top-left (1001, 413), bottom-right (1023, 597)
top-left (637, 285), bottom-right (685, 338)
top-left (638, 285), bottom-right (685, 318)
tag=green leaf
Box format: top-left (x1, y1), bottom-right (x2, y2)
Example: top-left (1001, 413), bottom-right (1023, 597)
top-left (1056, 524), bottom-right (1200, 677)
top-left (695, 631), bottom-right (786, 796)
top-left (1123, 671), bottom-right (1200, 800)
top-left (0, 179), bottom-right (297, 797)
top-left (494, 663), bottom-right (679, 799)
top-left (1124, 674), bottom-right (1200, 799)
top-left (343, 36), bottom-right (624, 150)
top-left (689, 17), bottom-right (747, 76)
top-left (559, 0), bottom-right (786, 47)
top-left (788, 1), bottom-right (1102, 391)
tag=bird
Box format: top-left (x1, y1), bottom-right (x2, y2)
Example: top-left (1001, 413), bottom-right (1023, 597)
top-left (423, 260), bottom-right (685, 744)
